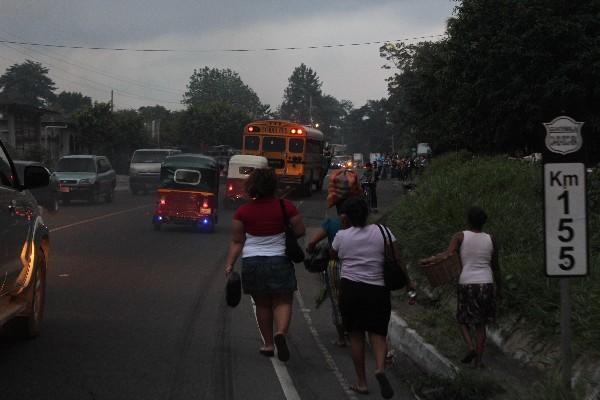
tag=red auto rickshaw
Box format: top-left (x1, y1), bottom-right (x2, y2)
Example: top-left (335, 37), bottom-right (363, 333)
top-left (224, 154), bottom-right (268, 208)
top-left (152, 154), bottom-right (219, 232)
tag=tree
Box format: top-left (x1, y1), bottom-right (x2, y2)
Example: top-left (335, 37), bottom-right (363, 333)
top-left (52, 91), bottom-right (92, 116)
top-left (182, 67), bottom-right (270, 119)
top-left (75, 103), bottom-right (150, 172)
top-left (279, 64), bottom-right (323, 125)
top-left (342, 99), bottom-right (394, 154)
top-left (0, 60), bottom-right (56, 107)
top-left (382, 0), bottom-right (600, 156)
top-left (177, 102), bottom-right (251, 150)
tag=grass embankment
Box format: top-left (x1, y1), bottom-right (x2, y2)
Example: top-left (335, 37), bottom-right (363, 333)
top-left (387, 152), bottom-right (600, 358)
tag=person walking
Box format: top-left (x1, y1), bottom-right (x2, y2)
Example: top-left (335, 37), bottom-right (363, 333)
top-left (361, 162), bottom-right (378, 213)
top-left (331, 197), bottom-right (413, 398)
top-left (446, 206), bottom-right (501, 369)
top-left (225, 168), bottom-right (305, 361)
top-left (306, 200), bottom-right (349, 347)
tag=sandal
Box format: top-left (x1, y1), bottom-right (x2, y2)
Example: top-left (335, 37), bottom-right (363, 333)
top-left (274, 334), bottom-right (290, 362)
top-left (349, 384), bottom-right (369, 395)
top-left (259, 348), bottom-right (274, 357)
top-left (461, 350), bottom-right (477, 364)
top-left (375, 372), bottom-right (394, 399)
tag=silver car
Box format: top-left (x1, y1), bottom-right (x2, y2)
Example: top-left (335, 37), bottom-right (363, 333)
top-left (54, 155), bottom-right (116, 204)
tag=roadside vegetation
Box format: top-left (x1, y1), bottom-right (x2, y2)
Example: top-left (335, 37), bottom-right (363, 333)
top-left (387, 152), bottom-right (600, 356)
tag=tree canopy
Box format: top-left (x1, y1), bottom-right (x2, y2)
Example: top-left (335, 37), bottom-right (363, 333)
top-left (182, 67), bottom-right (270, 119)
top-left (279, 64), bottom-right (352, 140)
top-left (52, 91), bottom-right (92, 116)
top-left (0, 60), bottom-right (56, 108)
top-left (382, 0), bottom-right (600, 156)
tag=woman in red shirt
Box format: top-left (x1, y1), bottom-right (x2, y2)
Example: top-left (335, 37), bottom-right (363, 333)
top-left (225, 169), bottom-right (305, 361)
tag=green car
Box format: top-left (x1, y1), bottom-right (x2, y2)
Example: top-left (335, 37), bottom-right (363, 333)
top-left (54, 155), bottom-right (116, 204)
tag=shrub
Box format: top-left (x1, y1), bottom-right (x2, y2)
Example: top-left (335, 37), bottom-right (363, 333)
top-left (388, 153), bottom-right (600, 353)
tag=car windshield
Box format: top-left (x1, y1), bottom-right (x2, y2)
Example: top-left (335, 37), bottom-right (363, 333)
top-left (132, 151), bottom-right (170, 163)
top-left (56, 158), bottom-right (95, 173)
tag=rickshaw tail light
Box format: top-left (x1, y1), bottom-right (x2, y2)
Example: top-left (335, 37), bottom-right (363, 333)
top-left (228, 184), bottom-right (233, 191)
top-left (202, 200), bottom-right (209, 209)
top-left (159, 198), bottom-right (167, 206)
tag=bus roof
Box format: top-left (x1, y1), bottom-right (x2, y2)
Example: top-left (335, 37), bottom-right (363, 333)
top-left (244, 120), bottom-right (324, 141)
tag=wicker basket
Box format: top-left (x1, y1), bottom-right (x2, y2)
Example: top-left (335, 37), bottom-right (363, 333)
top-left (419, 252), bottom-right (462, 287)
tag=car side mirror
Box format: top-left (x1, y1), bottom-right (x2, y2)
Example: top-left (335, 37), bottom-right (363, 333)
top-left (23, 165), bottom-right (50, 189)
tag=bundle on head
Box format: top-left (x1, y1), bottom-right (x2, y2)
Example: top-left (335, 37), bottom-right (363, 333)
top-left (326, 169), bottom-right (361, 208)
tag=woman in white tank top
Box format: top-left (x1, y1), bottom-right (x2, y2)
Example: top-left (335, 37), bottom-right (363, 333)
top-left (446, 207), bottom-right (501, 369)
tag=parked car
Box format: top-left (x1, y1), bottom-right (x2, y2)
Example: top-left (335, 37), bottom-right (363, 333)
top-left (54, 155), bottom-right (116, 204)
top-left (129, 148), bottom-right (181, 194)
top-left (13, 160), bottom-right (60, 212)
top-left (0, 138), bottom-right (50, 338)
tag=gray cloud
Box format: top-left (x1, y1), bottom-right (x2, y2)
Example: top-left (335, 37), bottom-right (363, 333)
top-left (0, 1), bottom-right (454, 110)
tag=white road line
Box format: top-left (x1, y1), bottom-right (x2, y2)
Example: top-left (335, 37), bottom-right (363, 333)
top-left (50, 204), bottom-right (153, 233)
top-left (250, 301), bottom-right (302, 400)
top-left (295, 290), bottom-right (359, 400)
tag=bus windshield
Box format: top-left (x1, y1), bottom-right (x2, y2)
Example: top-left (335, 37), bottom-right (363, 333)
top-left (263, 137), bottom-right (285, 152)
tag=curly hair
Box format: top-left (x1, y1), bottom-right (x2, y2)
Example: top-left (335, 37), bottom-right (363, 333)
top-left (245, 168), bottom-right (277, 199)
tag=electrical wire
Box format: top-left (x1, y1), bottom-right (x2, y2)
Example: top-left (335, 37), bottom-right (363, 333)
top-left (0, 30), bottom-right (182, 96)
top-left (0, 34), bottom-right (446, 53)
top-left (0, 42), bottom-right (182, 105)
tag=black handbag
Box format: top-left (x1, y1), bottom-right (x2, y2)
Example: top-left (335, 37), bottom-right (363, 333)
top-left (280, 199), bottom-right (305, 263)
top-left (226, 271), bottom-right (242, 307)
top-left (376, 224), bottom-right (407, 291)
top-left (304, 242), bottom-right (329, 273)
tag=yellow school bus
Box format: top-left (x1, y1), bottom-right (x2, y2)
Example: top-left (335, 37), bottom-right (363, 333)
top-left (242, 120), bottom-right (326, 195)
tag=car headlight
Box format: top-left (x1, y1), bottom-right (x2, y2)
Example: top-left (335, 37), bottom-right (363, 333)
top-left (79, 178), bottom-right (94, 184)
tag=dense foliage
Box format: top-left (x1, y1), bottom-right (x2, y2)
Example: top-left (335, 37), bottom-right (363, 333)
top-left (382, 0), bottom-right (600, 157)
top-left (182, 67), bottom-right (270, 119)
top-left (387, 153), bottom-right (600, 352)
top-left (279, 63), bottom-right (352, 140)
top-left (0, 60), bottom-right (56, 108)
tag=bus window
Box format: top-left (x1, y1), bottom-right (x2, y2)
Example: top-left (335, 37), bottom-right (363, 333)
top-left (263, 137), bottom-right (285, 152)
top-left (245, 136), bottom-right (260, 150)
top-left (289, 138), bottom-right (304, 153)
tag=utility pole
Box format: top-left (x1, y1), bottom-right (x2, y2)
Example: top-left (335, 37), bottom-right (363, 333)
top-left (156, 119), bottom-right (161, 147)
top-left (309, 95), bottom-right (313, 126)
top-left (110, 90), bottom-right (114, 112)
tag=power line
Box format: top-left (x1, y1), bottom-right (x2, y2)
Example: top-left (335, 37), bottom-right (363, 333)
top-left (0, 34), bottom-right (446, 53)
top-left (0, 43), bottom-right (182, 105)
top-left (0, 30), bottom-right (182, 96)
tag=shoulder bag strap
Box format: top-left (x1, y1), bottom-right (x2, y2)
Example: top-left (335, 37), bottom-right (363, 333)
top-left (279, 198), bottom-right (290, 226)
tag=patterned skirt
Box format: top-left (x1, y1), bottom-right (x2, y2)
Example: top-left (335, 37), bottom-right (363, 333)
top-left (456, 283), bottom-right (496, 325)
top-left (322, 259), bottom-right (342, 326)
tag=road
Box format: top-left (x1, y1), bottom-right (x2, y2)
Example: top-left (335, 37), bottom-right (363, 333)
top-left (0, 177), bottom-right (421, 400)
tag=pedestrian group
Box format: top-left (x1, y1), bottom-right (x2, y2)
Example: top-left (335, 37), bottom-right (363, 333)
top-left (226, 161), bottom-right (501, 398)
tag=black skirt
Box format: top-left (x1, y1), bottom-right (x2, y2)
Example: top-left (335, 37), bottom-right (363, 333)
top-left (339, 278), bottom-right (391, 336)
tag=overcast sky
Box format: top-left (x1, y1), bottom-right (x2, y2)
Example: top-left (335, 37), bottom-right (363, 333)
top-left (0, 0), bottom-right (455, 111)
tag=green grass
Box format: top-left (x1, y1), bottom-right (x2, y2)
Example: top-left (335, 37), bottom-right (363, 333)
top-left (386, 152), bottom-right (600, 355)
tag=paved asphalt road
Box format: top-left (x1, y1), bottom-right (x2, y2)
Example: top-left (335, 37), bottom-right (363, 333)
top-left (0, 176), bottom-right (421, 400)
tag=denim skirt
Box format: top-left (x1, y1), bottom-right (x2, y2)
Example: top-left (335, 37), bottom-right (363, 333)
top-left (241, 256), bottom-right (297, 295)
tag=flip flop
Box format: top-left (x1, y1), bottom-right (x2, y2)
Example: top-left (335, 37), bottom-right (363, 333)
top-left (274, 334), bottom-right (290, 362)
top-left (461, 350), bottom-right (477, 364)
top-left (259, 348), bottom-right (274, 357)
top-left (375, 372), bottom-right (394, 399)
top-left (349, 385), bottom-right (369, 395)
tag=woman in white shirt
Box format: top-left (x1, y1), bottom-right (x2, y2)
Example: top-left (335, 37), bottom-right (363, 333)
top-left (447, 207), bottom-right (501, 369)
top-left (332, 197), bottom-right (413, 399)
